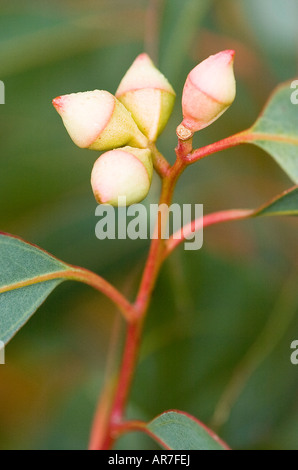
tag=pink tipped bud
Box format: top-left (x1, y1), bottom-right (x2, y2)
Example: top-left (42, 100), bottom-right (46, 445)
top-left (91, 146), bottom-right (153, 206)
top-left (182, 50), bottom-right (236, 132)
top-left (116, 53), bottom-right (175, 142)
top-left (52, 90), bottom-right (148, 151)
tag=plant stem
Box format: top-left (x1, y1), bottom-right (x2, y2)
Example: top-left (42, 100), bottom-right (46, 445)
top-left (0, 265), bottom-right (137, 323)
top-left (186, 130), bottom-right (298, 165)
top-left (165, 209), bottom-right (254, 257)
top-left (89, 155), bottom-right (186, 450)
top-left (185, 130), bottom-right (250, 164)
top-left (69, 267), bottom-right (138, 322)
top-left (88, 129), bottom-right (250, 449)
top-left (148, 142), bottom-right (171, 178)
top-left (135, 158), bottom-right (185, 314)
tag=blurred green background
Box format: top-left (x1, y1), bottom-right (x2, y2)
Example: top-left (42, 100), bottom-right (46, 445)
top-left (0, 0), bottom-right (298, 450)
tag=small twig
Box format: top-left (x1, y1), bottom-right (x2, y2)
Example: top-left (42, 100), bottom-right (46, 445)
top-left (68, 267), bottom-right (138, 323)
top-left (184, 130), bottom-right (250, 164)
top-left (148, 142), bottom-right (171, 178)
top-left (176, 124), bottom-right (194, 159)
top-left (0, 266), bottom-right (137, 323)
top-left (88, 122), bottom-right (262, 449)
top-left (165, 209), bottom-right (254, 257)
top-left (90, 151), bottom-right (187, 450)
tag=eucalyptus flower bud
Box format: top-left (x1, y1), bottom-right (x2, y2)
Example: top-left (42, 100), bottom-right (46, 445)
top-left (52, 90), bottom-right (148, 151)
top-left (116, 53), bottom-right (175, 142)
top-left (91, 146), bottom-right (153, 206)
top-left (182, 50), bottom-right (236, 132)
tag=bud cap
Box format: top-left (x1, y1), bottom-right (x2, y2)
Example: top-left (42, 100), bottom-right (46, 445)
top-left (91, 146), bottom-right (153, 206)
top-left (53, 90), bottom-right (148, 151)
top-left (116, 53), bottom-right (175, 142)
top-left (182, 50), bottom-right (236, 132)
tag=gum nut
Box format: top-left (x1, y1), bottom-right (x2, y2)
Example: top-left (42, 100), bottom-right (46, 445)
top-left (91, 147), bottom-right (153, 206)
top-left (116, 53), bottom-right (176, 142)
top-left (182, 50), bottom-right (236, 132)
top-left (52, 90), bottom-right (148, 150)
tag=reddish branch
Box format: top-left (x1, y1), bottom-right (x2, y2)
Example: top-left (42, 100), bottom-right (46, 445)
top-left (88, 129), bottom-right (248, 450)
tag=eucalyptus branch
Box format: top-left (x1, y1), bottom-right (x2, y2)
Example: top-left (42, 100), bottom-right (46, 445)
top-left (165, 209), bottom-right (254, 258)
top-left (1, 11), bottom-right (296, 452)
top-left (183, 131), bottom-right (250, 164)
top-left (90, 154), bottom-right (187, 450)
top-left (88, 51), bottom-right (240, 448)
top-left (0, 265), bottom-right (137, 323)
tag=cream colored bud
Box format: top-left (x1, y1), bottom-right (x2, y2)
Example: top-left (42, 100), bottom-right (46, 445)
top-left (91, 146), bottom-right (153, 206)
top-left (116, 53), bottom-right (175, 142)
top-left (52, 90), bottom-right (148, 150)
top-left (182, 50), bottom-right (236, 132)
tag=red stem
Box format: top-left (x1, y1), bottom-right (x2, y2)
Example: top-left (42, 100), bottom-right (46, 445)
top-left (185, 130), bottom-right (250, 164)
top-left (165, 209), bottom-right (254, 257)
top-left (89, 155), bottom-right (186, 450)
top-left (69, 267), bottom-right (137, 322)
top-left (0, 266), bottom-right (136, 323)
top-left (135, 161), bottom-right (184, 313)
top-left (88, 130), bottom-right (251, 450)
top-left (149, 142), bottom-right (172, 178)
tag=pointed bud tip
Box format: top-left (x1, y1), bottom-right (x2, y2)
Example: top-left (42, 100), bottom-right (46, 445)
top-left (52, 96), bottom-right (63, 111)
top-left (201, 49), bottom-right (235, 68)
top-left (51, 90), bottom-right (146, 150)
top-left (135, 53), bottom-right (152, 64)
top-left (222, 49), bottom-right (235, 57)
top-left (116, 53), bottom-right (175, 141)
top-left (220, 49), bottom-right (235, 64)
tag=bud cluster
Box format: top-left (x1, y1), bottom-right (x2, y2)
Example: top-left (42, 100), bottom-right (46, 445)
top-left (53, 50), bottom-right (236, 205)
top-left (53, 54), bottom-right (175, 206)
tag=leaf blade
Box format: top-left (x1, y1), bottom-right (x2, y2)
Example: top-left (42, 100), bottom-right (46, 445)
top-left (0, 232), bottom-right (69, 285)
top-left (254, 185), bottom-right (298, 217)
top-left (146, 410), bottom-right (229, 450)
top-left (247, 80), bottom-right (298, 183)
top-left (0, 280), bottom-right (63, 344)
top-left (0, 233), bottom-right (70, 344)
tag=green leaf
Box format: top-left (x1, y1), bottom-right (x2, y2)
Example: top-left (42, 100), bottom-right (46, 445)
top-left (0, 233), bottom-right (70, 344)
top-left (146, 410), bottom-right (229, 450)
top-left (254, 186), bottom-right (298, 216)
top-left (247, 81), bottom-right (298, 183)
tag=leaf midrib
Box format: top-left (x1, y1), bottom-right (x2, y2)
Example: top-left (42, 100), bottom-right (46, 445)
top-left (247, 131), bottom-right (298, 146)
top-left (0, 269), bottom-right (75, 294)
